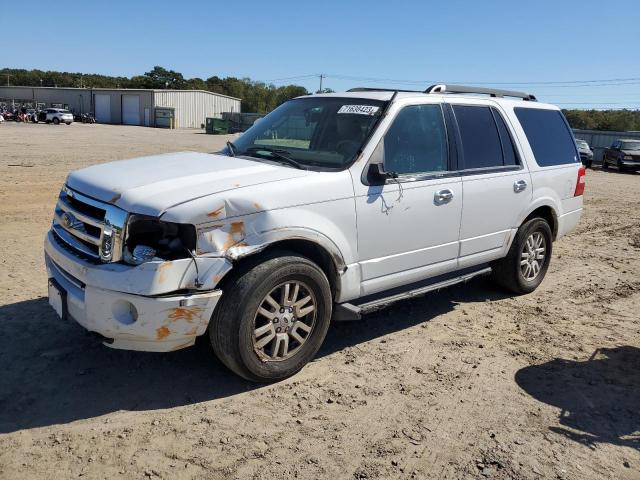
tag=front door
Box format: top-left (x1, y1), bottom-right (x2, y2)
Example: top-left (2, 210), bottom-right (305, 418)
top-left (352, 102), bottom-right (463, 296)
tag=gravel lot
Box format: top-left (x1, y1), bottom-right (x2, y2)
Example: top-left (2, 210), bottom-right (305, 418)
top-left (0, 122), bottom-right (638, 480)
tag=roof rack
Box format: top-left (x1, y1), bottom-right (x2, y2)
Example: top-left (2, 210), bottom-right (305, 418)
top-left (425, 84), bottom-right (536, 101)
top-left (347, 87), bottom-right (421, 93)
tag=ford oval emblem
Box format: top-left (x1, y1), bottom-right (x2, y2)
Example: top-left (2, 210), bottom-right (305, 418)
top-left (61, 212), bottom-right (76, 229)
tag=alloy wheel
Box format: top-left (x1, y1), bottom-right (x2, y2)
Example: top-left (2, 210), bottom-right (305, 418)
top-left (252, 281), bottom-right (317, 361)
top-left (520, 231), bottom-right (546, 281)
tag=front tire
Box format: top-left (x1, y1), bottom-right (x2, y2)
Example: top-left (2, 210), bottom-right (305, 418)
top-left (492, 217), bottom-right (553, 294)
top-left (602, 158), bottom-right (609, 170)
top-left (209, 252), bottom-right (332, 382)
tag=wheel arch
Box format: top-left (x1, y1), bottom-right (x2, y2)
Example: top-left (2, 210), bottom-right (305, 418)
top-left (220, 232), bottom-right (347, 300)
top-left (520, 204), bottom-right (558, 239)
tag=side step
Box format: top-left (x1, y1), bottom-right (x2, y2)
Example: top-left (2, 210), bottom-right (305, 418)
top-left (333, 266), bottom-right (492, 321)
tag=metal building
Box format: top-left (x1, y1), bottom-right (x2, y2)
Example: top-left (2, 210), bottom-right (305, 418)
top-left (0, 86), bottom-right (241, 128)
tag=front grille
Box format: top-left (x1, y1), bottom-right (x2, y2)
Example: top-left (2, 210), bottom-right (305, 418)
top-left (51, 186), bottom-right (127, 262)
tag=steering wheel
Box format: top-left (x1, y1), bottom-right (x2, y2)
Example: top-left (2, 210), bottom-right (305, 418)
top-left (335, 139), bottom-right (359, 156)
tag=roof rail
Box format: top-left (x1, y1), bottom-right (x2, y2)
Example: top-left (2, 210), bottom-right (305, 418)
top-left (425, 84), bottom-right (537, 101)
top-left (347, 87), bottom-right (421, 93)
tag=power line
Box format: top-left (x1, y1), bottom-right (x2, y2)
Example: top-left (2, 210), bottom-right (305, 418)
top-left (273, 73), bottom-right (640, 88)
top-left (263, 74), bottom-right (319, 83)
top-left (555, 102), bottom-right (640, 106)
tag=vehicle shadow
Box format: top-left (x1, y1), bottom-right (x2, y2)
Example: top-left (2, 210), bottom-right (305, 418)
top-left (0, 277), bottom-right (507, 433)
top-left (515, 346), bottom-right (640, 450)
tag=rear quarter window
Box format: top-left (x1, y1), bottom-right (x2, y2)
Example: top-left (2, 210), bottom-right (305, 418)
top-left (514, 108), bottom-right (578, 167)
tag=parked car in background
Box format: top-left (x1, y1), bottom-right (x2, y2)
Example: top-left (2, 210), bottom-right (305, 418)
top-left (37, 108), bottom-right (74, 125)
top-left (27, 109), bottom-right (38, 122)
top-left (602, 139), bottom-right (640, 172)
top-left (575, 139), bottom-right (593, 168)
top-left (0, 114), bottom-right (4, 124)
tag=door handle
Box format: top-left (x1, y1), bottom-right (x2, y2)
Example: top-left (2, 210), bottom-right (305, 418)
top-left (513, 180), bottom-right (527, 193)
top-left (434, 189), bottom-right (454, 205)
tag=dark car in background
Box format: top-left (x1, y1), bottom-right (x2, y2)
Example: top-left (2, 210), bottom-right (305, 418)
top-left (602, 139), bottom-right (640, 172)
top-left (575, 139), bottom-right (593, 168)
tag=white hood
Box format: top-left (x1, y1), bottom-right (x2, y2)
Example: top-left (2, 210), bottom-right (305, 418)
top-left (66, 151), bottom-right (311, 217)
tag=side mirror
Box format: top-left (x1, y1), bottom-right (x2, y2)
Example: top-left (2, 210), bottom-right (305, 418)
top-left (367, 163), bottom-right (398, 185)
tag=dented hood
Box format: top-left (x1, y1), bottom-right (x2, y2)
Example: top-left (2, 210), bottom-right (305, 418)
top-left (66, 151), bottom-right (311, 216)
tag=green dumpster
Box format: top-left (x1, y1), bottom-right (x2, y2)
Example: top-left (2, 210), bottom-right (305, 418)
top-left (205, 117), bottom-right (230, 134)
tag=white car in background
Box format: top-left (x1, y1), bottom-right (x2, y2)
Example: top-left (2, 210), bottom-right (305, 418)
top-left (575, 139), bottom-right (593, 168)
top-left (38, 108), bottom-right (74, 125)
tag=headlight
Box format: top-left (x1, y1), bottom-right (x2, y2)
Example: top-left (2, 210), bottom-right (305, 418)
top-left (123, 214), bottom-right (196, 265)
top-left (624, 155), bottom-right (633, 160)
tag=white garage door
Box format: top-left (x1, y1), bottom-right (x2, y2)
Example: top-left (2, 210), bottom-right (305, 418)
top-left (122, 95), bottom-right (140, 125)
top-left (94, 94), bottom-right (111, 123)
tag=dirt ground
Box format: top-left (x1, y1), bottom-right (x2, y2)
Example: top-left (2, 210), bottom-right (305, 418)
top-left (0, 122), bottom-right (638, 480)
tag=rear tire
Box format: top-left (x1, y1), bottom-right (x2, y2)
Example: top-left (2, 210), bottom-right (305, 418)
top-left (492, 217), bottom-right (553, 294)
top-left (602, 158), bottom-right (609, 170)
top-left (53, 118), bottom-right (60, 125)
top-left (209, 252), bottom-right (332, 382)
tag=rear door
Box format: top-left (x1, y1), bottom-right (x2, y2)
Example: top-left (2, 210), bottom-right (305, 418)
top-left (447, 101), bottom-right (532, 268)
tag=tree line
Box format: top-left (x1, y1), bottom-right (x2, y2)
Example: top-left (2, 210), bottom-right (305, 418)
top-left (562, 109), bottom-right (640, 132)
top-left (0, 66), bottom-right (309, 113)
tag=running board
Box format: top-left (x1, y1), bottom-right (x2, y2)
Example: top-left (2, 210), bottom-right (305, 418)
top-left (333, 266), bottom-right (492, 321)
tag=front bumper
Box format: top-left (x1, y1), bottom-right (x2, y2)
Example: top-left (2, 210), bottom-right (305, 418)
top-left (44, 231), bottom-right (226, 352)
top-left (621, 159), bottom-right (640, 169)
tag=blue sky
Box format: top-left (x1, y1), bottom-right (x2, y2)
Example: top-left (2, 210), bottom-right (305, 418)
top-left (1, 0), bottom-right (639, 108)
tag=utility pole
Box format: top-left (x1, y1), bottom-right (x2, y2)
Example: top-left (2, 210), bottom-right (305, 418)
top-left (318, 74), bottom-right (324, 93)
top-left (5, 74), bottom-right (10, 87)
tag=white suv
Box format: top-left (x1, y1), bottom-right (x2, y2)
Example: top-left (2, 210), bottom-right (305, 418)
top-left (39, 108), bottom-right (74, 125)
top-left (44, 84), bottom-right (585, 381)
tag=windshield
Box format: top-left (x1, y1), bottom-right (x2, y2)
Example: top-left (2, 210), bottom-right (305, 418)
top-left (621, 141), bottom-right (640, 151)
top-left (576, 140), bottom-right (588, 148)
top-left (230, 97), bottom-right (386, 169)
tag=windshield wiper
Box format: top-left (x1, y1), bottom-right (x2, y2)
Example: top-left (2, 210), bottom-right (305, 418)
top-left (226, 141), bottom-right (237, 157)
top-left (243, 146), bottom-right (306, 170)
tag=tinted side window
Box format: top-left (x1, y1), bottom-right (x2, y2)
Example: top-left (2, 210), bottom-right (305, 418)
top-left (514, 108), bottom-right (578, 166)
top-left (453, 105), bottom-right (503, 169)
top-left (384, 104), bottom-right (448, 175)
top-left (491, 108), bottom-right (518, 166)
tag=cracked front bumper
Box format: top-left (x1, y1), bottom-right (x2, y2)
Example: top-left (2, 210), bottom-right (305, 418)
top-left (44, 231), bottom-right (223, 352)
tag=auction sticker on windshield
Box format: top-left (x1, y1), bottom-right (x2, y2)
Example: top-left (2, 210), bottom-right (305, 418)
top-left (337, 105), bottom-right (380, 115)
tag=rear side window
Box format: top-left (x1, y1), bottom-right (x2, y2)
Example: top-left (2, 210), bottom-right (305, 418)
top-left (514, 108), bottom-right (578, 166)
top-left (452, 106), bottom-right (519, 169)
top-left (453, 105), bottom-right (503, 169)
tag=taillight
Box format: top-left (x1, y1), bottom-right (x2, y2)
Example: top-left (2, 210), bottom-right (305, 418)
top-left (574, 166), bottom-right (586, 196)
